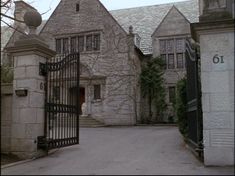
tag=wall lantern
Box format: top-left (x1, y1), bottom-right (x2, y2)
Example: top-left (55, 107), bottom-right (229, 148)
top-left (15, 88), bottom-right (28, 97)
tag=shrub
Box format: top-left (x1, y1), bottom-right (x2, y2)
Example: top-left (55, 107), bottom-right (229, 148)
top-left (1, 64), bottom-right (13, 83)
top-left (174, 77), bottom-right (188, 137)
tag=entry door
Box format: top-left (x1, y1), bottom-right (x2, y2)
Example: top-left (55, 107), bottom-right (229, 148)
top-left (79, 88), bottom-right (85, 115)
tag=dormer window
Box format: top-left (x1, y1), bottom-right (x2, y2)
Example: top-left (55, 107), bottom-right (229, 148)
top-left (76, 3), bottom-right (80, 12)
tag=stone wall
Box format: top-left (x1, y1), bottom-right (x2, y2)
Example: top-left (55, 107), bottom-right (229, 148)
top-left (40, 0), bottom-right (140, 125)
top-left (1, 83), bottom-right (13, 153)
top-left (200, 31), bottom-right (234, 166)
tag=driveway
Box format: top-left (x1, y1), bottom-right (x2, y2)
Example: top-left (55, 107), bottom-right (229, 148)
top-left (1, 126), bottom-right (234, 175)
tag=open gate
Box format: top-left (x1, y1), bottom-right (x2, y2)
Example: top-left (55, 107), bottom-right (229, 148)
top-left (185, 39), bottom-right (203, 159)
top-left (38, 53), bottom-right (80, 151)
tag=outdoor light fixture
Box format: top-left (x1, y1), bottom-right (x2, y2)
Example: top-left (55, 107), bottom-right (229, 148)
top-left (15, 88), bottom-right (28, 97)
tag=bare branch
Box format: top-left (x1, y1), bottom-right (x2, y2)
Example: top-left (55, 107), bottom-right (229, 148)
top-left (1, 13), bottom-right (25, 23)
top-left (1, 20), bottom-right (27, 36)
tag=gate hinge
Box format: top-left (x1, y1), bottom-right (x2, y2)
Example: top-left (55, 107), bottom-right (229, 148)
top-left (39, 63), bottom-right (47, 76)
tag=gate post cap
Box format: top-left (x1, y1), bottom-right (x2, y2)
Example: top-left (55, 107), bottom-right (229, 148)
top-left (24, 10), bottom-right (42, 35)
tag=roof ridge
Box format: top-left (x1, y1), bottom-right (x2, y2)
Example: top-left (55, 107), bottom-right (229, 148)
top-left (109, 0), bottom-right (192, 12)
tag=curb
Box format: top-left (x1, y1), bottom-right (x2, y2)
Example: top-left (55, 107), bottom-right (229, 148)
top-left (1, 159), bottom-right (34, 169)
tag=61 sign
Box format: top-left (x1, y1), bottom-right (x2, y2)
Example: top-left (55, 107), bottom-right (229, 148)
top-left (213, 54), bottom-right (224, 64)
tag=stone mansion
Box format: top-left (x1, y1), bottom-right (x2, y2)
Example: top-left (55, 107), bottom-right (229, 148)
top-left (2, 0), bottom-right (199, 125)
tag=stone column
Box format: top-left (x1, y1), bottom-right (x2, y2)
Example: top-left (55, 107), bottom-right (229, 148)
top-left (5, 10), bottom-right (56, 159)
top-left (191, 0), bottom-right (234, 166)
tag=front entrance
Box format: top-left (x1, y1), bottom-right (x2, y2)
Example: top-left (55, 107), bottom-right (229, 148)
top-left (70, 87), bottom-right (85, 115)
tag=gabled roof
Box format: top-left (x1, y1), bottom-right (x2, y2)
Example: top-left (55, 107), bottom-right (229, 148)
top-left (1, 0), bottom-right (199, 55)
top-left (152, 5), bottom-right (192, 37)
top-left (110, 0), bottom-right (199, 54)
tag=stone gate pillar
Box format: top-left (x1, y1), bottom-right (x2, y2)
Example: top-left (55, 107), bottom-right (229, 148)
top-left (5, 10), bottom-right (56, 159)
top-left (191, 0), bottom-right (234, 166)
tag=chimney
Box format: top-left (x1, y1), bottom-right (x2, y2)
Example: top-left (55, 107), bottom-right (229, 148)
top-left (14, 1), bottom-right (37, 29)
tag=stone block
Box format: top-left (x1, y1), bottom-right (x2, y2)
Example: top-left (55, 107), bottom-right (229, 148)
top-left (14, 96), bottom-right (29, 108)
top-left (16, 79), bottom-right (38, 91)
top-left (11, 124), bottom-right (26, 138)
top-left (202, 93), bottom-right (210, 112)
top-left (210, 129), bottom-right (234, 148)
top-left (36, 108), bottom-right (45, 123)
top-left (209, 71), bottom-right (230, 93)
top-left (29, 92), bottom-right (44, 108)
top-left (11, 138), bottom-right (36, 152)
top-left (201, 72), bottom-right (210, 92)
top-left (203, 112), bottom-right (233, 129)
top-left (203, 130), bottom-right (210, 147)
top-left (204, 147), bottom-right (234, 166)
top-left (1, 137), bottom-right (11, 152)
top-left (210, 93), bottom-right (233, 112)
top-left (1, 126), bottom-right (11, 137)
top-left (16, 55), bottom-right (37, 67)
top-left (25, 124), bottom-right (44, 139)
top-left (14, 67), bottom-right (26, 79)
top-left (20, 108), bottom-right (37, 123)
top-left (12, 108), bottom-right (20, 123)
top-left (26, 66), bottom-right (40, 78)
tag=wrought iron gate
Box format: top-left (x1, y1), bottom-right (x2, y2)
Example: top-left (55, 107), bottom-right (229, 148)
top-left (38, 53), bottom-right (80, 151)
top-left (185, 39), bottom-right (203, 159)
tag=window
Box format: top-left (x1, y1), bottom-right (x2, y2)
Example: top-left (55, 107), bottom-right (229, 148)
top-left (93, 34), bottom-right (100, 51)
top-left (159, 38), bottom-right (185, 69)
top-left (55, 33), bottom-right (100, 54)
top-left (63, 38), bottom-right (69, 54)
top-left (166, 40), bottom-right (174, 54)
top-left (86, 35), bottom-right (92, 51)
top-left (161, 54), bottom-right (167, 69)
top-left (56, 39), bottom-right (61, 54)
top-left (53, 86), bottom-right (60, 101)
top-left (94, 85), bottom-right (101, 100)
top-left (168, 54), bottom-right (174, 69)
top-left (71, 37), bottom-right (77, 53)
top-left (169, 87), bottom-right (175, 103)
top-left (78, 36), bottom-right (84, 52)
top-left (177, 53), bottom-right (184, 68)
top-left (76, 3), bottom-right (80, 12)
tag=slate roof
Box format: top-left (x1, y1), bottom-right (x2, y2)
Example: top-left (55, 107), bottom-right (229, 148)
top-left (110, 0), bottom-right (199, 54)
top-left (1, 0), bottom-right (199, 55)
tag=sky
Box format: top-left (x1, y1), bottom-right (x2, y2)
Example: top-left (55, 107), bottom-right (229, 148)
top-left (31, 0), bottom-right (187, 20)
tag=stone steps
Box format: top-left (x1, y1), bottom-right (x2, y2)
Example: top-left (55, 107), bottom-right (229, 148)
top-left (79, 116), bottom-right (105, 128)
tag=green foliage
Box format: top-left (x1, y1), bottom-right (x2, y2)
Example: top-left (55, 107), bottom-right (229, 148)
top-left (1, 64), bottom-right (13, 83)
top-left (174, 77), bottom-right (188, 137)
top-left (140, 56), bottom-right (167, 122)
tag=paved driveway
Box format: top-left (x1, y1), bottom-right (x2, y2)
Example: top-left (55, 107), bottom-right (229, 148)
top-left (1, 126), bottom-right (234, 175)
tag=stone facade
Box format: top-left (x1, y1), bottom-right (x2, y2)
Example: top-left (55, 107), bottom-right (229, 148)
top-left (192, 0), bottom-right (234, 166)
top-left (40, 0), bottom-right (141, 125)
top-left (1, 84), bottom-right (13, 153)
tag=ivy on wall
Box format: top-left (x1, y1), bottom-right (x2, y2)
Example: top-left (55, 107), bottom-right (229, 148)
top-left (1, 64), bottom-right (13, 83)
top-left (140, 56), bottom-right (167, 123)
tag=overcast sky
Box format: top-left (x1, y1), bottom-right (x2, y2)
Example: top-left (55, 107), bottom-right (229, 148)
top-left (31, 0), bottom-right (187, 20)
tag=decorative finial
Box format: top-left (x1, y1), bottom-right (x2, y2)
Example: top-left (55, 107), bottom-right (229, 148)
top-left (24, 10), bottom-right (42, 35)
top-left (129, 25), bottom-right (133, 34)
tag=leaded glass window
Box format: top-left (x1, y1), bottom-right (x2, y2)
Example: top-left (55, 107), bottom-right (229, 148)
top-left (86, 35), bottom-right (92, 51)
top-left (78, 36), bottom-right (84, 52)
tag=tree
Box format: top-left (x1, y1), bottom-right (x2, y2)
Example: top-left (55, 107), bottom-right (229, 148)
top-left (174, 77), bottom-right (188, 137)
top-left (140, 56), bottom-right (167, 122)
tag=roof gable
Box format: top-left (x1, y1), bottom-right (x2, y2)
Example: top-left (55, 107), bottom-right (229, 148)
top-left (152, 5), bottom-right (191, 37)
top-left (40, 0), bottom-right (127, 36)
top-left (111, 0), bottom-right (199, 54)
